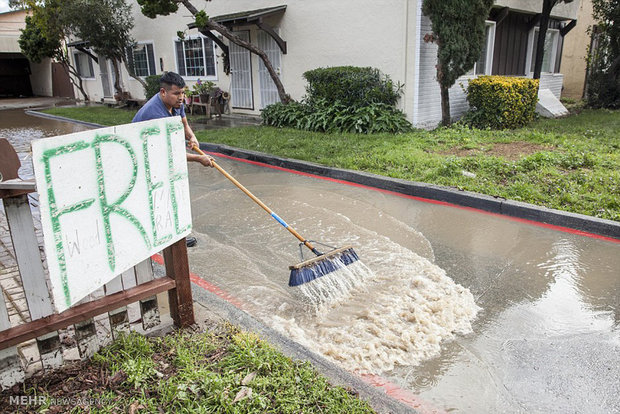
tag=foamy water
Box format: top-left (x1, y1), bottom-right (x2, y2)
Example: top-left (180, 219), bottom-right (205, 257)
top-left (270, 250), bottom-right (480, 373)
top-left (189, 182), bottom-right (481, 375)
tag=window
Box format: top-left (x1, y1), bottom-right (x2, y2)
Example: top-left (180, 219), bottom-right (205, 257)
top-left (467, 21), bottom-right (496, 76)
top-left (74, 52), bottom-right (94, 78)
top-left (528, 28), bottom-right (560, 73)
top-left (129, 43), bottom-right (156, 77)
top-left (174, 36), bottom-right (217, 79)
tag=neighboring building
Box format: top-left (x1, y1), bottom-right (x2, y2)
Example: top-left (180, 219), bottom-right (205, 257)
top-left (0, 9), bottom-right (73, 98)
top-left (68, 0), bottom-right (580, 127)
top-left (560, 0), bottom-right (595, 100)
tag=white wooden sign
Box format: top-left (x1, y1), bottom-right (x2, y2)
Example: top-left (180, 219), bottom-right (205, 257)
top-left (32, 117), bottom-right (191, 312)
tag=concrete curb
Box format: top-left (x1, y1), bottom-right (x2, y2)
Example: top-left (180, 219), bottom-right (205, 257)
top-left (25, 110), bottom-right (106, 129)
top-left (199, 142), bottom-right (620, 240)
top-left (189, 283), bottom-right (418, 414)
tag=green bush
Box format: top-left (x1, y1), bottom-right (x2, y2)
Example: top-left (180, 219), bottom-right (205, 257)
top-left (303, 66), bottom-right (402, 107)
top-left (144, 74), bottom-right (162, 100)
top-left (464, 76), bottom-right (539, 129)
top-left (262, 99), bottom-right (412, 134)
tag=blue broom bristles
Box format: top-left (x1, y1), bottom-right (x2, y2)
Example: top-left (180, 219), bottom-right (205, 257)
top-left (289, 248), bottom-right (359, 287)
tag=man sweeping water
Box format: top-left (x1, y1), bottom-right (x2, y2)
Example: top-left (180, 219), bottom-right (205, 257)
top-left (132, 71), bottom-right (215, 248)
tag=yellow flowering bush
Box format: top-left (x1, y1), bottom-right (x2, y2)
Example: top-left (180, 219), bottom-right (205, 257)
top-left (465, 76), bottom-right (539, 129)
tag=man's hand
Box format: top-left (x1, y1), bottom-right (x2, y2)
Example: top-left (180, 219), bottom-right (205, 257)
top-left (187, 135), bottom-right (200, 151)
top-left (186, 152), bottom-right (215, 167)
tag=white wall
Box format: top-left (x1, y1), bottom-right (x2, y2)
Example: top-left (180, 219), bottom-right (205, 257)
top-left (29, 58), bottom-right (53, 96)
top-left (121, 0), bottom-right (419, 118)
top-left (494, 0), bottom-right (580, 19)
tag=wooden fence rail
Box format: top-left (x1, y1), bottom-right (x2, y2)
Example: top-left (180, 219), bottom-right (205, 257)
top-left (0, 180), bottom-right (195, 390)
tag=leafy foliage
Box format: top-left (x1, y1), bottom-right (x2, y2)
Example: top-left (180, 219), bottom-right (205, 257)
top-left (464, 76), bottom-right (539, 129)
top-left (144, 74), bottom-right (162, 100)
top-left (422, 0), bottom-right (494, 125)
top-left (264, 66), bottom-right (411, 134)
top-left (136, 0), bottom-right (179, 18)
top-left (262, 99), bottom-right (412, 134)
top-left (586, 0), bottom-right (620, 108)
top-left (303, 66), bottom-right (402, 107)
top-left (18, 15), bottom-right (61, 63)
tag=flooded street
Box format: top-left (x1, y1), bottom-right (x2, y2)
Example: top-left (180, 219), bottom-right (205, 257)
top-left (186, 156), bottom-right (620, 414)
top-left (2, 108), bottom-right (619, 413)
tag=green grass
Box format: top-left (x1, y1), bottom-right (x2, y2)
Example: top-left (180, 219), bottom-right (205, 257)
top-left (43, 105), bottom-right (138, 126)
top-left (41, 106), bottom-right (620, 221)
top-left (15, 328), bottom-right (373, 413)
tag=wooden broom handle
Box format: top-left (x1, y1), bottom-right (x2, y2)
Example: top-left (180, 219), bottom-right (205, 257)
top-left (191, 146), bottom-right (319, 253)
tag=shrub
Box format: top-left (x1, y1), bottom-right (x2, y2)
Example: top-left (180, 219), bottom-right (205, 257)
top-left (464, 76), bottom-right (539, 129)
top-left (262, 99), bottom-right (412, 134)
top-left (144, 74), bottom-right (161, 100)
top-left (302, 66), bottom-right (402, 107)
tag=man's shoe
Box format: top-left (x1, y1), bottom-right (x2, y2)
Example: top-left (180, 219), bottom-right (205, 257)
top-left (186, 236), bottom-right (198, 247)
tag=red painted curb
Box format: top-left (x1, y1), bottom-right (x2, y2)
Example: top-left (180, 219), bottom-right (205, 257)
top-left (207, 151), bottom-right (620, 244)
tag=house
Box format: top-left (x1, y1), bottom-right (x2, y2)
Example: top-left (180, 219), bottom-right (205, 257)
top-left (68, 0), bottom-right (580, 127)
top-left (559, 0), bottom-right (595, 100)
top-left (0, 8), bottom-right (73, 98)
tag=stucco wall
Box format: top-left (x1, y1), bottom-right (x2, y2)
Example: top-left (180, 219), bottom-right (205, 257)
top-left (560, 0), bottom-right (594, 99)
top-left (107, 0), bottom-right (419, 118)
top-left (29, 59), bottom-right (53, 96)
top-left (0, 9), bottom-right (28, 52)
top-left (494, 0), bottom-right (580, 19)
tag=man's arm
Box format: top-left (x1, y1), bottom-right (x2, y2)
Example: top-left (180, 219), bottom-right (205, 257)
top-left (182, 116), bottom-right (214, 167)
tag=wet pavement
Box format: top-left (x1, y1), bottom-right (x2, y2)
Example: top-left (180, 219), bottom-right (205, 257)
top-left (185, 156), bottom-right (619, 413)
top-left (1, 103), bottom-right (619, 413)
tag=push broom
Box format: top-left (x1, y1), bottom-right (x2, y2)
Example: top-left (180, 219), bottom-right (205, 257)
top-left (192, 146), bottom-right (359, 287)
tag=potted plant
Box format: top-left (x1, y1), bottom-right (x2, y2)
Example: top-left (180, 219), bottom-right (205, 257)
top-left (193, 79), bottom-right (215, 103)
top-left (183, 86), bottom-right (194, 105)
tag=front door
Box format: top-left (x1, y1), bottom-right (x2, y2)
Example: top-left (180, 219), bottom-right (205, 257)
top-left (257, 30), bottom-right (281, 109)
top-left (230, 31), bottom-right (253, 109)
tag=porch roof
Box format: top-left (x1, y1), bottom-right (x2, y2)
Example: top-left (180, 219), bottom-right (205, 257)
top-left (212, 5), bottom-right (287, 26)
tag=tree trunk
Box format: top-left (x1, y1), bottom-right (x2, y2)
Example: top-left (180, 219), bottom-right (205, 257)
top-left (111, 58), bottom-right (123, 97)
top-left (533, 0), bottom-right (556, 80)
top-left (180, 0), bottom-right (290, 104)
top-left (123, 61), bottom-right (147, 90)
top-left (440, 84), bottom-right (451, 126)
top-left (60, 55), bottom-right (89, 101)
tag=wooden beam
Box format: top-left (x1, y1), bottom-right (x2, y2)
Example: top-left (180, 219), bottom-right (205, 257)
top-left (164, 239), bottom-right (195, 328)
top-left (492, 7), bottom-right (510, 26)
top-left (560, 19), bottom-right (577, 37)
top-left (528, 13), bottom-right (542, 31)
top-left (256, 19), bottom-right (287, 54)
top-left (0, 277), bottom-right (176, 351)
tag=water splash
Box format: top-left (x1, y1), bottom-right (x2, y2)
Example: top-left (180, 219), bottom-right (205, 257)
top-left (298, 260), bottom-right (374, 308)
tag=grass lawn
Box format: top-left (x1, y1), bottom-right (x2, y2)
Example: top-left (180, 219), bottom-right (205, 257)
top-left (2, 327), bottom-right (374, 413)
top-left (41, 106), bottom-right (620, 221)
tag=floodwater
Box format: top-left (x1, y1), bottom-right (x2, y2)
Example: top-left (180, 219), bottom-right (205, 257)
top-left (186, 156), bottom-right (620, 414)
top-left (1, 109), bottom-right (90, 178)
top-left (2, 109), bottom-right (618, 413)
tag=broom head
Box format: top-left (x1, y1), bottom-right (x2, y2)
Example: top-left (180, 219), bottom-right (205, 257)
top-left (288, 245), bottom-right (359, 287)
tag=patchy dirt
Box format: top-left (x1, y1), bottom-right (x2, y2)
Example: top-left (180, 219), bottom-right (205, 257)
top-left (438, 141), bottom-right (550, 160)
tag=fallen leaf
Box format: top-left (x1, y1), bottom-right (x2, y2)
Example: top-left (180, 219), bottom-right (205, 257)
top-left (241, 372), bottom-right (257, 385)
top-left (129, 401), bottom-right (145, 414)
top-left (233, 386), bottom-right (252, 403)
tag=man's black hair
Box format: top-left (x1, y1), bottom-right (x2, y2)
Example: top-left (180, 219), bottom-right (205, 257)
top-left (160, 72), bottom-right (185, 90)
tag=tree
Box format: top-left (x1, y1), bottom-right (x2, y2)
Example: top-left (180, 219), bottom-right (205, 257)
top-left (423, 0), bottom-right (494, 126)
top-left (18, 0), bottom-right (90, 101)
top-left (136, 0), bottom-right (290, 103)
top-left (532, 0), bottom-right (575, 80)
top-left (586, 0), bottom-right (620, 107)
top-left (63, 0), bottom-right (145, 96)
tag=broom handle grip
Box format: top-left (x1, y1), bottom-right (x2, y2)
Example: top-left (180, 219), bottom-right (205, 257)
top-left (192, 146), bottom-right (319, 254)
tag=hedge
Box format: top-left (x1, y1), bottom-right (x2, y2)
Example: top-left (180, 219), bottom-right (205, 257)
top-left (465, 76), bottom-right (539, 129)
